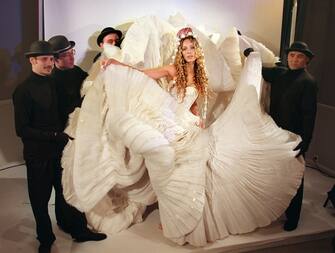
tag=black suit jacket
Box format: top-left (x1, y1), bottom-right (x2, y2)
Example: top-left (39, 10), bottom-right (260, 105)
top-left (12, 72), bottom-right (63, 159)
top-left (262, 67), bottom-right (318, 152)
top-left (51, 66), bottom-right (88, 130)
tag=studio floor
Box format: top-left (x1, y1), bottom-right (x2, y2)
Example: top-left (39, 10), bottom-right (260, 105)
top-left (0, 165), bottom-right (334, 253)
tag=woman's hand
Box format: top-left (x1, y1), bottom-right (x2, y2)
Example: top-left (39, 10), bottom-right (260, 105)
top-left (101, 58), bottom-right (122, 70)
top-left (196, 120), bottom-right (205, 129)
top-left (101, 58), bottom-right (141, 72)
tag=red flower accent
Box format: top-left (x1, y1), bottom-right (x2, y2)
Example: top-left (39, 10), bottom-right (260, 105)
top-left (177, 27), bottom-right (193, 40)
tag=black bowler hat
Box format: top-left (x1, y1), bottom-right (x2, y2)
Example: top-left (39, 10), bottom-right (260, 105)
top-left (285, 41), bottom-right (315, 59)
top-left (48, 35), bottom-right (75, 54)
top-left (25, 40), bottom-right (56, 58)
top-left (97, 27), bottom-right (122, 46)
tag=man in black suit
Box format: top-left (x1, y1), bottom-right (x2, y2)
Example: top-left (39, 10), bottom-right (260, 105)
top-left (48, 33), bottom-right (108, 234)
top-left (13, 40), bottom-right (106, 253)
top-left (48, 35), bottom-right (88, 129)
top-left (93, 27), bottom-right (123, 62)
top-left (262, 41), bottom-right (318, 231)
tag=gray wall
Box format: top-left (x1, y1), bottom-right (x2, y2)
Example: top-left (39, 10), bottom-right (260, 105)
top-left (0, 0), bottom-right (38, 169)
top-left (43, 0), bottom-right (284, 72)
top-left (0, 0), bottom-right (38, 100)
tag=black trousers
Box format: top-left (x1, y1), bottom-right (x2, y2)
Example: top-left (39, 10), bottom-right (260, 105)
top-left (26, 157), bottom-right (88, 245)
top-left (285, 178), bottom-right (304, 226)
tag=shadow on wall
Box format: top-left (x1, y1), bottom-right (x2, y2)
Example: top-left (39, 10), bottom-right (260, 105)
top-left (0, 49), bottom-right (11, 94)
top-left (0, 101), bottom-right (24, 169)
top-left (0, 0), bottom-right (38, 100)
top-left (307, 104), bottom-right (335, 177)
top-left (77, 31), bottom-right (101, 71)
top-left (0, 45), bottom-right (30, 100)
top-left (0, 0), bottom-right (38, 168)
top-left (295, 0), bottom-right (335, 175)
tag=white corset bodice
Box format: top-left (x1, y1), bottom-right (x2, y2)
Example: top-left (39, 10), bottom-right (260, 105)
top-left (170, 85), bottom-right (198, 110)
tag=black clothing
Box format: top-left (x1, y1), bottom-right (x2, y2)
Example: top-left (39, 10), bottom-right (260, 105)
top-left (50, 65), bottom-right (95, 235)
top-left (25, 157), bottom-right (89, 244)
top-left (51, 66), bottom-right (88, 129)
top-left (284, 178), bottom-right (304, 230)
top-left (12, 71), bottom-right (88, 246)
top-left (26, 158), bottom-right (57, 245)
top-left (50, 65), bottom-right (107, 242)
top-left (262, 67), bottom-right (317, 152)
top-left (12, 72), bottom-right (64, 160)
top-left (93, 52), bottom-right (102, 63)
top-left (262, 66), bottom-right (317, 229)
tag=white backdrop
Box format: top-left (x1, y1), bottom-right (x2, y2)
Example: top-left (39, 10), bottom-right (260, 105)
top-left (44, 0), bottom-right (283, 71)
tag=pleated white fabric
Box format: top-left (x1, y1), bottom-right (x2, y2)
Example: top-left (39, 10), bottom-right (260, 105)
top-left (205, 53), bottom-right (304, 238)
top-left (59, 13), bottom-right (305, 247)
top-left (61, 51), bottom-right (304, 246)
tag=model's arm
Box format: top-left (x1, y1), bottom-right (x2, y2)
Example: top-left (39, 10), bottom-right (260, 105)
top-left (142, 65), bottom-right (176, 80)
top-left (102, 58), bottom-right (176, 80)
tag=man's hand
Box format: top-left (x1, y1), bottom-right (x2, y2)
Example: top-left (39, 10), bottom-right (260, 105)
top-left (54, 132), bottom-right (74, 147)
top-left (293, 141), bottom-right (306, 158)
top-left (101, 58), bottom-right (122, 70)
top-left (243, 47), bottom-right (254, 57)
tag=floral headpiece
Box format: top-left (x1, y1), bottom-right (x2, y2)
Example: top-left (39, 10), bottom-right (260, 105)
top-left (177, 27), bottom-right (194, 41)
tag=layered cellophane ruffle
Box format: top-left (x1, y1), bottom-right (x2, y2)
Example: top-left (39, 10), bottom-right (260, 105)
top-left (62, 72), bottom-right (156, 233)
top-left (62, 64), bottom-right (209, 235)
top-left (62, 52), bottom-right (304, 247)
top-left (61, 12), bottom-right (305, 245)
top-left (160, 53), bottom-right (305, 247)
top-left (202, 53), bottom-right (304, 238)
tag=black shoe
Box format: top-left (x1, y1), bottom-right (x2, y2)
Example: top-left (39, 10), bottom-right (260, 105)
top-left (74, 230), bottom-right (107, 242)
top-left (283, 221), bottom-right (298, 231)
top-left (38, 244), bottom-right (51, 253)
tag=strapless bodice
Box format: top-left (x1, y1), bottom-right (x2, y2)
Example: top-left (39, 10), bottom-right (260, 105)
top-left (170, 85), bottom-right (198, 110)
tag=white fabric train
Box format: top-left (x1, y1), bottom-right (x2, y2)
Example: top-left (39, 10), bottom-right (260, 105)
top-left (61, 16), bottom-right (304, 246)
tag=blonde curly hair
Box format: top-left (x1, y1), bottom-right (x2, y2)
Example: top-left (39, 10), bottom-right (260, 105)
top-left (173, 36), bottom-right (208, 102)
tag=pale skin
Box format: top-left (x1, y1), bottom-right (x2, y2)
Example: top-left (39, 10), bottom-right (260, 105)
top-left (99, 33), bottom-right (120, 48)
top-left (287, 51), bottom-right (310, 70)
top-left (55, 48), bottom-right (75, 70)
top-left (30, 55), bottom-right (55, 76)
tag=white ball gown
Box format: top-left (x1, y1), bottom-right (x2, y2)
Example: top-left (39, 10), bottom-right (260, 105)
top-left (61, 16), bottom-right (304, 247)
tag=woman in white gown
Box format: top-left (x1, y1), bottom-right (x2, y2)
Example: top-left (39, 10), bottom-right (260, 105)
top-left (61, 18), bottom-right (304, 247)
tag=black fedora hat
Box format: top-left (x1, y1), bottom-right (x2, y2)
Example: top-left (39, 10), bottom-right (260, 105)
top-left (97, 27), bottom-right (122, 46)
top-left (25, 40), bottom-right (56, 58)
top-left (285, 41), bottom-right (315, 59)
top-left (48, 35), bottom-right (75, 54)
